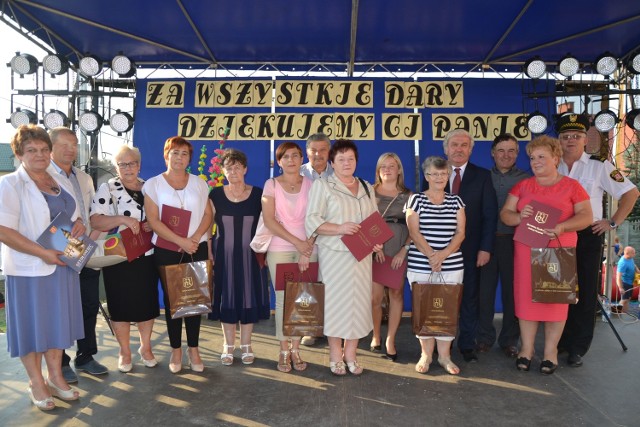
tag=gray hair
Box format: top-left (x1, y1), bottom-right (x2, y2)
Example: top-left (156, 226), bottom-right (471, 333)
top-left (305, 132), bottom-right (330, 150)
top-left (421, 156), bottom-right (450, 176)
top-left (442, 129), bottom-right (474, 151)
top-left (48, 127), bottom-right (77, 144)
top-left (112, 145), bottom-right (141, 166)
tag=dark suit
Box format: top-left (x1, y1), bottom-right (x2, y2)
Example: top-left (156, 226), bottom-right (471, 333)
top-left (426, 163), bottom-right (498, 351)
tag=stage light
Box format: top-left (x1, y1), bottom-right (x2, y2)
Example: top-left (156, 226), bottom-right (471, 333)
top-left (594, 52), bottom-right (618, 77)
top-left (9, 108), bottom-right (37, 128)
top-left (9, 53), bottom-right (38, 76)
top-left (558, 54), bottom-right (580, 78)
top-left (527, 112), bottom-right (548, 134)
top-left (593, 110), bottom-right (618, 132)
top-left (43, 110), bottom-right (69, 129)
top-left (626, 109), bottom-right (640, 131)
top-left (42, 54), bottom-right (69, 76)
top-left (111, 54), bottom-right (136, 78)
top-left (524, 57), bottom-right (546, 79)
top-left (79, 54), bottom-right (102, 77)
top-left (628, 52), bottom-right (640, 75)
top-left (109, 111), bottom-right (134, 134)
top-left (78, 111), bottom-right (103, 134)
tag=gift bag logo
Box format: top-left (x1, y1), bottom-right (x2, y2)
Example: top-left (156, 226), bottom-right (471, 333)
top-left (182, 276), bottom-right (194, 289)
top-left (534, 211), bottom-right (548, 224)
top-left (432, 298), bottom-right (443, 309)
top-left (299, 297), bottom-right (311, 308)
top-left (547, 263), bottom-right (558, 274)
top-left (369, 224), bottom-right (381, 238)
top-left (170, 215), bottom-right (180, 227)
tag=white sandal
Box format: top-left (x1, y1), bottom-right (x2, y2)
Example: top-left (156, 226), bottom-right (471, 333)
top-left (220, 345), bottom-right (234, 366)
top-left (240, 344), bottom-right (255, 365)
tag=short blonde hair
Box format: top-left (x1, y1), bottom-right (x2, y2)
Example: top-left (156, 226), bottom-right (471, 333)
top-left (525, 135), bottom-right (562, 159)
top-left (112, 145), bottom-right (142, 166)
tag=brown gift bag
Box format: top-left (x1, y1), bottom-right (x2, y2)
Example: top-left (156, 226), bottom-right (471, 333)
top-left (282, 278), bottom-right (324, 337)
top-left (158, 258), bottom-right (213, 319)
top-left (411, 273), bottom-right (463, 337)
top-left (531, 244), bottom-right (578, 304)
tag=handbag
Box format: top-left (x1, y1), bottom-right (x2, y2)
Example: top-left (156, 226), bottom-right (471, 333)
top-left (282, 274), bottom-right (324, 337)
top-left (531, 239), bottom-right (578, 304)
top-left (86, 192), bottom-right (128, 268)
top-left (250, 212), bottom-right (273, 253)
top-left (158, 256), bottom-right (214, 319)
top-left (411, 273), bottom-right (463, 337)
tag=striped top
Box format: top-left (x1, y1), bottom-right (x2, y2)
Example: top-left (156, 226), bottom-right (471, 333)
top-left (406, 192), bottom-right (465, 273)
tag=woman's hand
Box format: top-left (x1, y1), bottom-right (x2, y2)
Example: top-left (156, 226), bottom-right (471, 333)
top-left (298, 254), bottom-right (310, 272)
top-left (178, 236), bottom-right (199, 254)
top-left (544, 223), bottom-right (565, 237)
top-left (338, 222), bottom-right (360, 235)
top-left (390, 251), bottom-right (405, 269)
top-left (372, 243), bottom-right (384, 254)
top-left (520, 204), bottom-right (534, 221)
top-left (71, 219), bottom-right (86, 238)
top-left (126, 217), bottom-right (141, 235)
top-left (375, 251), bottom-right (386, 263)
top-left (428, 250), bottom-right (445, 271)
top-left (142, 221), bottom-right (152, 233)
top-left (42, 248), bottom-right (67, 266)
top-left (295, 238), bottom-right (313, 258)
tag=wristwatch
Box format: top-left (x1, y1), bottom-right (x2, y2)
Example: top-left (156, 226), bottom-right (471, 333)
top-left (609, 220), bottom-right (618, 229)
top-left (404, 244), bottom-right (411, 251)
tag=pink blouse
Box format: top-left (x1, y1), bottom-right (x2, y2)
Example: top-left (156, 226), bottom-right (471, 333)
top-left (263, 177), bottom-right (313, 252)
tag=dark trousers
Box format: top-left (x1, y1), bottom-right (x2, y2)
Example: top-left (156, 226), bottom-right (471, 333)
top-left (155, 243), bottom-right (208, 349)
top-left (457, 258), bottom-right (480, 351)
top-left (62, 267), bottom-right (101, 367)
top-left (477, 235), bottom-right (519, 348)
top-left (559, 227), bottom-right (603, 356)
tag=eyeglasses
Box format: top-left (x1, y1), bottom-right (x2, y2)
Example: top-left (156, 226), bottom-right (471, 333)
top-left (281, 153), bottom-right (301, 160)
top-left (559, 134), bottom-right (585, 141)
top-left (426, 172), bottom-right (449, 178)
top-left (117, 161), bottom-right (139, 169)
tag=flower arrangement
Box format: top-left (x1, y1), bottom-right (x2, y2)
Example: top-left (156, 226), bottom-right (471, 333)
top-left (197, 127), bottom-right (230, 190)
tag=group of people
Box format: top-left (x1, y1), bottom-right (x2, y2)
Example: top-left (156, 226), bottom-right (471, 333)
top-left (1, 115), bottom-right (637, 410)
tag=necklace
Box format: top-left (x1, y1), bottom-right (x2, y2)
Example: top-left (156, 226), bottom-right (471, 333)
top-left (175, 188), bottom-right (185, 209)
top-left (29, 171), bottom-right (60, 194)
top-left (344, 177), bottom-right (357, 186)
top-left (229, 184), bottom-right (247, 202)
top-left (282, 177), bottom-right (301, 191)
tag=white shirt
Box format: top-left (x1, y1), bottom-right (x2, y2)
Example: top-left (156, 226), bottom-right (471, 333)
top-left (558, 152), bottom-right (636, 221)
top-left (300, 162), bottom-right (333, 180)
top-left (48, 162), bottom-right (95, 231)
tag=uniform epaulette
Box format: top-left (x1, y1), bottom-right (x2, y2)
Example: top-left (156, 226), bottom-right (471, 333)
top-left (589, 155), bottom-right (606, 162)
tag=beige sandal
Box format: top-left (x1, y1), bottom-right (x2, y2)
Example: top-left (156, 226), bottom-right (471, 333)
top-left (220, 345), bottom-right (234, 366)
top-left (415, 354), bottom-right (432, 374)
top-left (329, 360), bottom-right (347, 376)
top-left (345, 360), bottom-right (363, 375)
top-left (290, 349), bottom-right (308, 371)
top-left (240, 344), bottom-right (255, 365)
top-left (438, 356), bottom-right (460, 375)
top-left (277, 350), bottom-right (292, 373)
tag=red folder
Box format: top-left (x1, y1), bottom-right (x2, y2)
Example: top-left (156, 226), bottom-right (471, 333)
top-left (275, 262), bottom-right (319, 291)
top-left (372, 257), bottom-right (407, 289)
top-left (341, 211), bottom-right (394, 261)
top-left (513, 200), bottom-right (562, 248)
top-left (155, 205), bottom-right (191, 252)
top-left (120, 221), bottom-right (154, 261)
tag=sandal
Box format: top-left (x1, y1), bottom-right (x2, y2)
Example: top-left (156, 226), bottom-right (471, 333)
top-left (438, 357), bottom-right (460, 375)
top-left (415, 354), bottom-right (432, 374)
top-left (240, 344), bottom-right (255, 365)
top-left (540, 360), bottom-right (558, 375)
top-left (290, 349), bottom-right (308, 371)
top-left (220, 345), bottom-right (234, 366)
top-left (46, 379), bottom-right (80, 401)
top-left (277, 350), bottom-right (292, 373)
top-left (27, 386), bottom-right (55, 411)
top-left (516, 356), bottom-right (532, 372)
top-left (345, 360), bottom-right (363, 376)
top-left (329, 360), bottom-right (347, 376)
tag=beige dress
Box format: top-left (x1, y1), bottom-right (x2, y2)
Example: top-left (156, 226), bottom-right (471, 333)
top-left (305, 176), bottom-right (378, 339)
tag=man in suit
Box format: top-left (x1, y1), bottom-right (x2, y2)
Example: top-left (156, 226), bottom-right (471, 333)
top-left (442, 129), bottom-right (498, 362)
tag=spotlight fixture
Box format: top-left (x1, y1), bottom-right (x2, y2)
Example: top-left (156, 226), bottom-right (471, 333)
top-left (9, 53), bottom-right (38, 76)
top-left (628, 52), bottom-right (640, 75)
top-left (594, 52), bottom-right (618, 77)
top-left (42, 54), bottom-right (69, 76)
top-left (557, 54), bottom-right (580, 78)
top-left (109, 111), bottom-right (134, 134)
top-left (79, 54), bottom-right (102, 77)
top-left (78, 111), bottom-right (104, 134)
top-left (526, 112), bottom-right (548, 134)
top-left (593, 110), bottom-right (618, 133)
top-left (9, 108), bottom-right (37, 128)
top-left (524, 56), bottom-right (546, 79)
top-left (626, 109), bottom-right (640, 131)
top-left (111, 54), bottom-right (136, 78)
top-left (43, 110), bottom-right (69, 129)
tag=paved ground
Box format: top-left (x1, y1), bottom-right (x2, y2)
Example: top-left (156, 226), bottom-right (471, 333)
top-left (0, 311), bottom-right (638, 427)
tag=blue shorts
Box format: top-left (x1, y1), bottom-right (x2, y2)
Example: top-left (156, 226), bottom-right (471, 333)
top-left (620, 282), bottom-right (634, 301)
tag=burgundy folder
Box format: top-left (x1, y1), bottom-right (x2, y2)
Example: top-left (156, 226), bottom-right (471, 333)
top-left (155, 205), bottom-right (191, 252)
top-left (275, 262), bottom-right (319, 291)
top-left (513, 200), bottom-right (562, 248)
top-left (341, 211), bottom-right (394, 261)
top-left (120, 220), bottom-right (154, 261)
top-left (372, 257), bottom-right (407, 289)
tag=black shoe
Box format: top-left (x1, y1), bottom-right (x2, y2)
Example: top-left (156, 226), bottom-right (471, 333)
top-left (75, 359), bottom-right (108, 375)
top-left (475, 342), bottom-right (491, 353)
top-left (501, 345), bottom-right (519, 358)
top-left (384, 352), bottom-right (398, 362)
top-left (540, 360), bottom-right (558, 375)
top-left (461, 349), bottom-right (478, 363)
top-left (516, 357), bottom-right (532, 372)
top-left (370, 345), bottom-right (382, 353)
top-left (567, 353), bottom-right (583, 367)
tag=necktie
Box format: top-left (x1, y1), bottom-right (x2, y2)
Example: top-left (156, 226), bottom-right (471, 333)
top-left (452, 167), bottom-right (461, 195)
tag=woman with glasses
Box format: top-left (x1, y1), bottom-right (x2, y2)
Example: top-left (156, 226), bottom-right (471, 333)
top-left (406, 156), bottom-right (466, 375)
top-left (144, 137), bottom-right (213, 374)
top-left (90, 146), bottom-right (159, 373)
top-left (209, 149), bottom-right (270, 366)
top-left (262, 142), bottom-right (315, 373)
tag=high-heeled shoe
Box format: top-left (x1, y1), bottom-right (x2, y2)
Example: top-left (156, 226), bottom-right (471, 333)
top-left (118, 355), bottom-right (133, 373)
top-left (290, 349), bottom-right (307, 371)
top-left (138, 348), bottom-right (158, 368)
top-left (221, 345), bottom-right (234, 366)
top-left (369, 344), bottom-right (382, 353)
top-left (27, 386), bottom-right (55, 411)
top-left (188, 349), bottom-right (204, 372)
top-left (516, 356), bottom-right (532, 372)
top-left (240, 344), bottom-right (255, 365)
top-left (345, 360), bottom-right (363, 375)
top-left (46, 379), bottom-right (80, 401)
top-left (169, 350), bottom-right (182, 374)
top-left (540, 360), bottom-right (558, 375)
top-left (385, 352), bottom-right (398, 362)
top-left (277, 350), bottom-right (292, 373)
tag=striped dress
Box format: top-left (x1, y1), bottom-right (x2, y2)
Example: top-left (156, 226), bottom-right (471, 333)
top-left (305, 176), bottom-right (378, 339)
top-left (406, 192), bottom-right (465, 273)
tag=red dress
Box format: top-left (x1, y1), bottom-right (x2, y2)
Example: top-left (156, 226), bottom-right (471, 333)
top-left (511, 176), bottom-right (589, 322)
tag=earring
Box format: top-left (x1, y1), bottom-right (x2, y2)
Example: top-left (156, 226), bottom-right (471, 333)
top-left (279, 167), bottom-right (283, 173)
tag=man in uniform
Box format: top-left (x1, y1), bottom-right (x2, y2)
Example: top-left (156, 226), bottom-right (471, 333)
top-left (556, 113), bottom-right (639, 367)
top-left (477, 134), bottom-right (530, 358)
